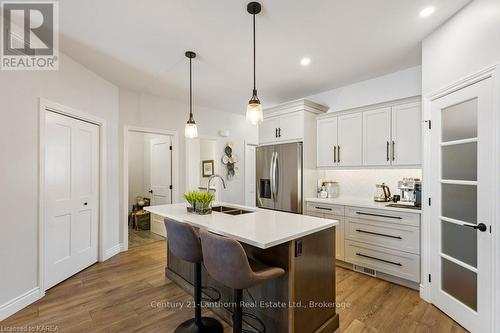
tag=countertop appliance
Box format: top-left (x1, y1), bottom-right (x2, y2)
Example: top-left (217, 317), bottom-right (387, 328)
top-left (373, 183), bottom-right (391, 202)
top-left (256, 142), bottom-right (302, 214)
top-left (396, 177), bottom-right (422, 207)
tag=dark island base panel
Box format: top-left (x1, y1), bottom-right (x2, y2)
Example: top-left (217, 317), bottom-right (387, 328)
top-left (166, 228), bottom-right (339, 333)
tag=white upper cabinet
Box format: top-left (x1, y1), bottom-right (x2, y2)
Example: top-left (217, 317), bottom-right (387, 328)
top-left (259, 116), bottom-right (280, 144)
top-left (363, 107), bottom-right (392, 166)
top-left (317, 117), bottom-right (338, 167)
top-left (279, 112), bottom-right (304, 142)
top-left (259, 112), bottom-right (304, 144)
top-left (391, 102), bottom-right (421, 165)
top-left (259, 99), bottom-right (328, 145)
top-left (337, 113), bottom-right (363, 166)
top-left (316, 99), bottom-right (422, 167)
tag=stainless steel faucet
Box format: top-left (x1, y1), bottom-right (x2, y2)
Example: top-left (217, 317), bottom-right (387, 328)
top-left (206, 174), bottom-right (226, 192)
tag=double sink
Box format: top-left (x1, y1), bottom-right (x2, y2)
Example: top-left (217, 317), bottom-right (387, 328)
top-left (212, 205), bottom-right (254, 215)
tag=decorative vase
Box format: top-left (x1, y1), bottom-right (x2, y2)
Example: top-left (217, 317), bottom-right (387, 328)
top-left (186, 202), bottom-right (213, 215)
top-left (195, 206), bottom-right (212, 215)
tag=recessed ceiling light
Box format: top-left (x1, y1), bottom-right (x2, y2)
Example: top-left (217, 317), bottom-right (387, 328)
top-left (300, 57), bottom-right (311, 66)
top-left (419, 6), bottom-right (435, 18)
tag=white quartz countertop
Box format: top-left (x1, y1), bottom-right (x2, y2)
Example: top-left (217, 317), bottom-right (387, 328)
top-left (144, 202), bottom-right (338, 249)
top-left (305, 197), bottom-right (422, 214)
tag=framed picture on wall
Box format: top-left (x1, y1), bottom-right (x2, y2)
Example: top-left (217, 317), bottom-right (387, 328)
top-left (202, 160), bottom-right (214, 177)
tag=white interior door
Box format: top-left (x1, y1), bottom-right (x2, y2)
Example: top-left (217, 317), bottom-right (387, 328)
top-left (338, 113), bottom-right (363, 166)
top-left (149, 136), bottom-right (172, 236)
top-left (430, 78), bottom-right (493, 333)
top-left (363, 107), bottom-right (392, 166)
top-left (245, 144), bottom-right (257, 207)
top-left (44, 111), bottom-right (99, 290)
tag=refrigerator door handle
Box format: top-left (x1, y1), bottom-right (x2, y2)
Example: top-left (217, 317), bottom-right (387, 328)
top-left (270, 151), bottom-right (275, 201)
top-left (274, 151), bottom-right (279, 202)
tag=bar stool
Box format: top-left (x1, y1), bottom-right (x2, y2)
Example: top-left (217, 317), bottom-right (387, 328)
top-left (164, 219), bottom-right (224, 333)
top-left (199, 230), bottom-right (285, 333)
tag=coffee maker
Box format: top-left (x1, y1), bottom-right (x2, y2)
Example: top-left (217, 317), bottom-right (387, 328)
top-left (396, 178), bottom-right (422, 207)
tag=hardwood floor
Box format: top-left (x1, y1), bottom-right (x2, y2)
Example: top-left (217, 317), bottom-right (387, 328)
top-left (128, 227), bottom-right (165, 248)
top-left (1, 241), bottom-right (467, 333)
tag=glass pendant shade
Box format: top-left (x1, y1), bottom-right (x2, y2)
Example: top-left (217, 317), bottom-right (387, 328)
top-left (185, 122), bottom-right (198, 138)
top-left (246, 99), bottom-right (263, 125)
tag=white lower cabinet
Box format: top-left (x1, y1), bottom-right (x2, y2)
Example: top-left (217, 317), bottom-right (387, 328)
top-left (306, 202), bottom-right (345, 261)
top-left (345, 240), bottom-right (420, 282)
top-left (345, 217), bottom-right (419, 254)
top-left (151, 213), bottom-right (167, 237)
top-left (306, 202), bottom-right (421, 284)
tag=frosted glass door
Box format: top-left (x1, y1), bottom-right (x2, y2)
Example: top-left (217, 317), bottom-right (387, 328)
top-left (430, 78), bottom-right (493, 333)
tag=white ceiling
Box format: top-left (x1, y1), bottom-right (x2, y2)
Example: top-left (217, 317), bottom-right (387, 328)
top-left (58, 0), bottom-right (469, 114)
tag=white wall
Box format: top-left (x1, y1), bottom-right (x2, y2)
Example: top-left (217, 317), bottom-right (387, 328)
top-left (186, 138), bottom-right (219, 193)
top-left (128, 131), bottom-right (146, 210)
top-left (0, 53), bottom-right (119, 309)
top-left (119, 89), bottom-right (258, 245)
top-left (318, 169), bottom-right (422, 200)
top-left (307, 66), bottom-right (422, 113)
top-left (422, 0), bottom-right (500, 95)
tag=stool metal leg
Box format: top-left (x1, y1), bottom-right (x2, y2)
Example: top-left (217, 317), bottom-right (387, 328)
top-left (232, 289), bottom-right (243, 333)
top-left (174, 263), bottom-right (223, 333)
top-left (194, 262), bottom-right (202, 326)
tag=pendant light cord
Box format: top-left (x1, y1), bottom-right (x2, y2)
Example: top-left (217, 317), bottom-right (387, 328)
top-left (189, 56), bottom-right (193, 117)
top-left (253, 13), bottom-right (256, 92)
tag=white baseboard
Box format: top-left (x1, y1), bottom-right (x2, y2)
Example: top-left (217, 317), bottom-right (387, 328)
top-left (419, 283), bottom-right (431, 302)
top-left (119, 242), bottom-right (128, 252)
top-left (0, 287), bottom-right (44, 321)
top-left (102, 244), bottom-right (121, 261)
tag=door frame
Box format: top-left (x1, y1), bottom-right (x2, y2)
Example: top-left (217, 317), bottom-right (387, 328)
top-left (244, 140), bottom-right (258, 207)
top-left (123, 126), bottom-right (179, 251)
top-left (38, 98), bottom-right (107, 293)
top-left (421, 63), bottom-right (500, 332)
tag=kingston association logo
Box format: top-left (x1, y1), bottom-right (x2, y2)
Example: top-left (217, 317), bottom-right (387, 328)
top-left (1, 1), bottom-right (59, 70)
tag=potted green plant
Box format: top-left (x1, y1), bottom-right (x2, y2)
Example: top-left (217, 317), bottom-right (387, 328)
top-left (184, 191), bottom-right (215, 215)
top-left (184, 191), bottom-right (198, 213)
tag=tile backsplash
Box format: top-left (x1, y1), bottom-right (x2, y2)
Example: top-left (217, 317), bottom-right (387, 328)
top-left (317, 169), bottom-right (422, 200)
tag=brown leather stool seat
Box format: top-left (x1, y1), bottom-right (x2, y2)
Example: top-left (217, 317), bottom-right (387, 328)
top-left (164, 219), bottom-right (223, 333)
top-left (199, 230), bottom-right (285, 333)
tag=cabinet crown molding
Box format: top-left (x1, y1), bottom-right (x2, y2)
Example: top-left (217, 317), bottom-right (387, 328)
top-left (317, 96), bottom-right (421, 120)
top-left (264, 99), bottom-right (329, 118)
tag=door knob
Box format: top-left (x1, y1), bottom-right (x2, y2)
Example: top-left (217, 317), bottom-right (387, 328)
top-left (83, 202), bottom-right (88, 206)
top-left (464, 223), bottom-right (487, 232)
top-left (149, 190), bottom-right (153, 194)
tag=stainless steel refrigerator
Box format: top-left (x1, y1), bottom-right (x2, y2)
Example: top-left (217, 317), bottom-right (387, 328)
top-left (256, 142), bottom-right (302, 214)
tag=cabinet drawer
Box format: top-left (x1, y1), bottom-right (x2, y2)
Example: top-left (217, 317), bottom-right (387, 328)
top-left (305, 210), bottom-right (325, 218)
top-left (306, 202), bottom-right (344, 216)
top-left (345, 240), bottom-right (420, 282)
top-left (345, 217), bottom-right (419, 254)
top-left (345, 206), bottom-right (419, 227)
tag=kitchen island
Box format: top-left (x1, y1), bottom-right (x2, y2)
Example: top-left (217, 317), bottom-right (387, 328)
top-left (145, 202), bottom-right (339, 333)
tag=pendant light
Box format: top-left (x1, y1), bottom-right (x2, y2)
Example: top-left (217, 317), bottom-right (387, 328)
top-left (246, 2), bottom-right (263, 125)
top-left (184, 51), bottom-right (198, 138)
